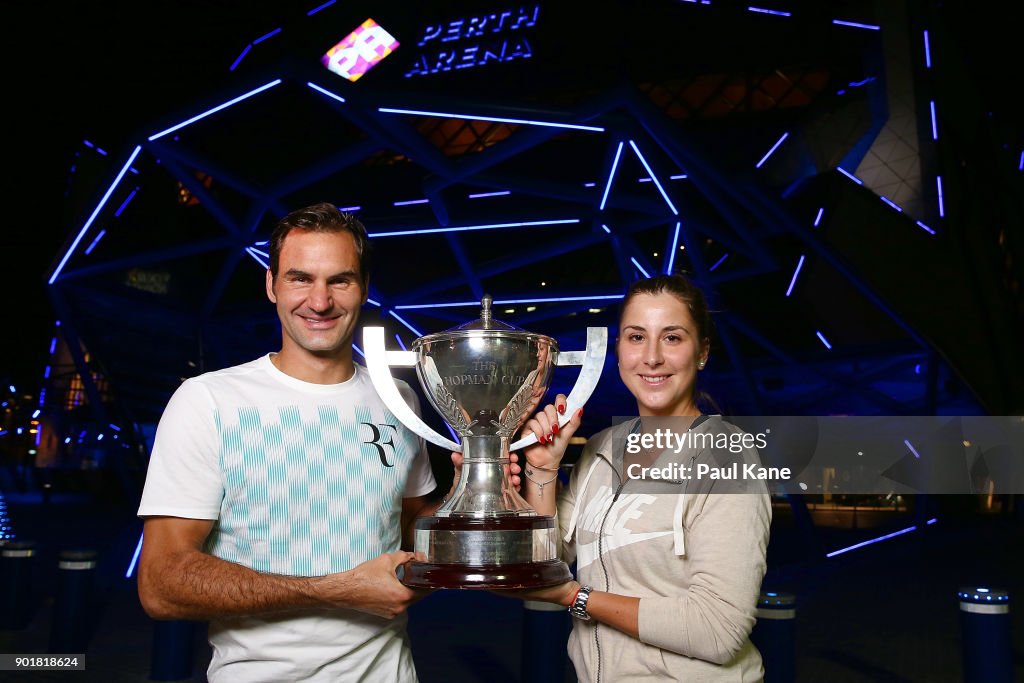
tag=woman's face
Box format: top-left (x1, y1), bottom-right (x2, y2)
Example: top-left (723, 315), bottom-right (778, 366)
top-left (617, 292), bottom-right (708, 417)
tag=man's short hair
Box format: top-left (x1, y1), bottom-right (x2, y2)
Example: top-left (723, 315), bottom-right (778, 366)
top-left (269, 202), bottom-right (371, 284)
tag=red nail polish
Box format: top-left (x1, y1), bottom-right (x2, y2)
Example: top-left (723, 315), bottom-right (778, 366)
top-left (539, 434), bottom-right (547, 445)
top-left (577, 407), bottom-right (584, 418)
top-left (547, 433), bottom-right (554, 443)
top-left (558, 404), bottom-right (566, 414)
top-left (552, 423), bottom-right (559, 434)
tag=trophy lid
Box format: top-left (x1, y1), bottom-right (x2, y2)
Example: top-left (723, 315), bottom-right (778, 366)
top-left (447, 294), bottom-right (523, 333)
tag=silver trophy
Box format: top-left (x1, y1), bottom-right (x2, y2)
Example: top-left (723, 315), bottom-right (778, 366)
top-left (363, 295), bottom-right (606, 588)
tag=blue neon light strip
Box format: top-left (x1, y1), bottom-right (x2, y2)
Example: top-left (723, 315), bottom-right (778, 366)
top-left (149, 79), bottom-right (283, 141)
top-left (785, 255), bottom-right (805, 297)
top-left (755, 132), bottom-right (789, 168)
top-left (306, 81), bottom-right (347, 104)
top-left (389, 311), bottom-right (423, 336)
top-left (666, 222), bottom-right (681, 274)
top-left (832, 19), bottom-right (881, 31)
top-left (393, 199), bottom-right (430, 207)
top-left (923, 30), bottom-right (932, 68)
top-left (84, 230), bottom-right (107, 255)
top-left (600, 142), bottom-right (624, 210)
top-left (904, 439), bottom-right (921, 459)
top-left (49, 145), bottom-right (142, 284)
top-left (366, 298), bottom-right (381, 307)
top-left (583, 182), bottom-right (596, 188)
top-left (307, 0), bottom-right (336, 16)
top-left (1019, 150), bottom-right (1023, 171)
top-left (916, 220), bottom-right (936, 235)
top-left (849, 77), bottom-right (876, 88)
top-left (814, 207), bottom-right (824, 227)
top-left (630, 257), bottom-right (651, 278)
top-left (352, 343), bottom-right (365, 359)
top-left (936, 176), bottom-right (945, 217)
top-left (229, 44), bottom-right (252, 71)
top-left (368, 218), bottom-right (579, 238)
top-left (395, 294), bottom-right (624, 310)
top-left (816, 331), bottom-right (832, 349)
top-left (929, 101), bottom-right (938, 140)
top-left (670, 174), bottom-right (688, 180)
top-left (747, 7), bottom-right (792, 17)
top-left (394, 334), bottom-right (408, 351)
top-left (114, 188), bottom-right (138, 217)
top-left (126, 532), bottom-right (143, 578)
top-left (880, 196), bottom-right (903, 213)
top-left (43, 366), bottom-right (51, 379)
top-left (826, 525), bottom-right (917, 558)
top-left (49, 337), bottom-right (57, 354)
top-left (837, 167), bottom-right (863, 185)
top-left (32, 409), bottom-right (41, 418)
top-left (253, 28), bottom-right (282, 45)
top-left (926, 518), bottom-right (937, 525)
top-left (339, 206), bottom-right (361, 212)
top-left (601, 224), bottom-right (612, 234)
top-left (628, 140), bottom-right (679, 215)
top-left (250, 247), bottom-right (270, 258)
top-left (378, 107), bottom-right (605, 132)
top-left (638, 177), bottom-right (651, 183)
top-left (708, 253), bottom-right (729, 271)
top-left (468, 190), bottom-right (510, 199)
top-left (245, 248), bottom-right (269, 268)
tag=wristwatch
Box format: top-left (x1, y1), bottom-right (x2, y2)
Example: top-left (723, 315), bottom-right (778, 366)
top-left (568, 585), bottom-right (593, 621)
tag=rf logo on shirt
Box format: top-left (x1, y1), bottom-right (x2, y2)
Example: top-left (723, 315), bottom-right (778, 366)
top-left (361, 422), bottom-right (400, 467)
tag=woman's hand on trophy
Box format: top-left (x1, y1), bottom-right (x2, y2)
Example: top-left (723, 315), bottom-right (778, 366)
top-left (520, 394), bottom-right (583, 471)
top-left (495, 579), bottom-right (581, 607)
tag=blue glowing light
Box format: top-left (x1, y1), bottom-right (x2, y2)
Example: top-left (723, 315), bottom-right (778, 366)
top-left (929, 101), bottom-right (938, 140)
top-left (307, 0), bottom-right (336, 16)
top-left (637, 177), bottom-right (651, 183)
top-left (814, 207), bottom-right (824, 227)
top-left (393, 198), bottom-right (430, 207)
top-left (114, 188), bottom-right (139, 217)
top-left (8, 385), bottom-right (14, 393)
top-left (583, 182), bottom-right (596, 188)
top-left (377, 107), bottom-right (604, 132)
top-left (666, 222), bottom-right (681, 274)
top-left (394, 334), bottom-right (408, 351)
top-left (936, 176), bottom-right (945, 217)
top-left (785, 255), bottom-right (805, 297)
top-left (109, 424), bottom-right (121, 432)
top-left (628, 140), bottom-right (678, 215)
top-left (84, 230), bottom-right (107, 255)
top-left (755, 132), bottom-right (789, 168)
top-left (601, 224), bottom-right (612, 234)
top-left (708, 253), bottom-right (729, 271)
top-left (915, 363), bottom-right (922, 374)
top-left (747, 7), bottom-right (791, 17)
top-left (49, 338), bottom-right (57, 355)
top-left (816, 331), bottom-right (832, 349)
top-left (926, 518), bottom-right (937, 525)
top-left (368, 218), bottom-right (579, 238)
top-left (245, 248), bottom-right (270, 269)
top-left (32, 409), bottom-right (40, 419)
top-left (253, 28), bottom-right (282, 45)
top-left (395, 294), bottom-right (624, 310)
top-left (880, 196), bottom-right (903, 213)
top-left (250, 247), bottom-right (270, 258)
top-left (389, 311), bottom-right (423, 337)
top-left (904, 439), bottom-right (921, 459)
top-left (339, 206), bottom-right (361, 212)
top-left (468, 190), bottom-right (510, 199)
top-left (601, 142), bottom-right (625, 211)
top-left (827, 525), bottom-right (916, 557)
top-left (229, 44), bottom-right (252, 71)
top-left (923, 30), bottom-right (932, 68)
top-left (306, 81), bottom-right (347, 104)
top-left (670, 174), bottom-right (688, 180)
top-left (631, 257), bottom-right (651, 278)
top-left (837, 167), bottom-right (863, 185)
top-left (916, 221), bottom-right (936, 235)
top-left (366, 298), bottom-right (381, 307)
top-left (352, 343), bottom-right (365, 359)
top-left (149, 79), bottom-right (283, 141)
top-left (49, 146), bottom-right (142, 284)
top-left (832, 19), bottom-right (881, 31)
top-left (126, 533), bottom-right (144, 578)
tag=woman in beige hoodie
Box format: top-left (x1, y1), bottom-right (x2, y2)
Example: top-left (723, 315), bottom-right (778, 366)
top-left (517, 274), bottom-right (771, 682)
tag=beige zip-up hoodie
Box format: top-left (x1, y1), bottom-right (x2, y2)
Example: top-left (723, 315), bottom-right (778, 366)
top-left (558, 416), bottom-right (772, 682)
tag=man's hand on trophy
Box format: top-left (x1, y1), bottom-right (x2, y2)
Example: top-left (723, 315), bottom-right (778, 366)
top-left (448, 451), bottom-right (522, 498)
top-left (315, 551), bottom-right (426, 619)
top-left (520, 393), bottom-right (583, 471)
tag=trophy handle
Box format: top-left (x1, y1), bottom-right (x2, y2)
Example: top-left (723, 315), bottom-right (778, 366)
top-left (508, 326), bottom-right (608, 451)
top-left (363, 327), bottom-right (463, 453)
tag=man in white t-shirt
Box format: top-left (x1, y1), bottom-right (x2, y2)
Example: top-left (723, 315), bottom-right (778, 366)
top-left (138, 203), bottom-right (470, 681)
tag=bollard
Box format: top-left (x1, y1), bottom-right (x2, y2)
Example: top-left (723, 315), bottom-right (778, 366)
top-left (48, 549), bottom-right (98, 653)
top-left (958, 587), bottom-right (1012, 683)
top-left (0, 541), bottom-right (36, 630)
top-left (521, 600), bottom-right (570, 683)
top-left (750, 591), bottom-right (796, 683)
top-left (150, 619), bottom-right (196, 681)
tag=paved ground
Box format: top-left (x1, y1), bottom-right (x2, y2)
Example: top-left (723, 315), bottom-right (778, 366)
top-left (1, 493), bottom-right (1022, 682)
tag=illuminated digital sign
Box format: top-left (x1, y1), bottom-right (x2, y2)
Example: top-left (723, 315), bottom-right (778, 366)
top-left (322, 18), bottom-right (400, 82)
top-left (405, 5), bottom-right (540, 78)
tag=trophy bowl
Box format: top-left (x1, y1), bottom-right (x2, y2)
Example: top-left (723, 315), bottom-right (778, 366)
top-left (364, 295), bottom-right (606, 588)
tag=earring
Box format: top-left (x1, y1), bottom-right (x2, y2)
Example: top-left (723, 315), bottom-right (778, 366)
top-left (698, 360), bottom-right (706, 369)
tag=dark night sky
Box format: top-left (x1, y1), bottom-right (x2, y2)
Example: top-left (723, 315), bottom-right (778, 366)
top-left (3, 1), bottom-right (1019, 393)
